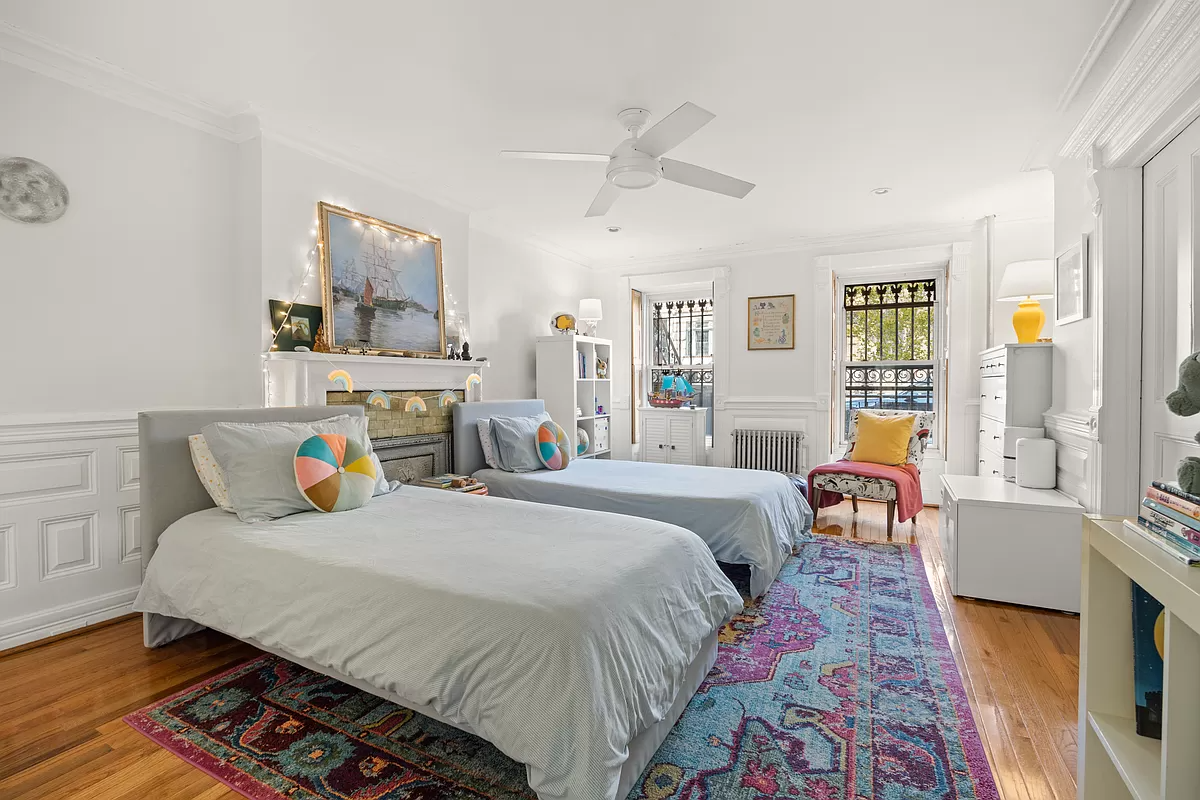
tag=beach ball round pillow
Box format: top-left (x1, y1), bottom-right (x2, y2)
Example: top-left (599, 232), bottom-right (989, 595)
top-left (536, 420), bottom-right (571, 471)
top-left (576, 426), bottom-right (590, 456)
top-left (294, 434), bottom-right (377, 513)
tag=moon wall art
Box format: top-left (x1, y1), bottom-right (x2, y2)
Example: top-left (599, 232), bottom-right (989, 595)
top-left (0, 157), bottom-right (69, 224)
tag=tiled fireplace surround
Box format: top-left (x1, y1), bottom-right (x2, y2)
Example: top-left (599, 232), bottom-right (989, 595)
top-left (327, 390), bottom-right (461, 484)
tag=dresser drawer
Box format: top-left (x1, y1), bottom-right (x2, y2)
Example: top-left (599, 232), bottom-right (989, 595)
top-left (979, 417), bottom-right (1045, 458)
top-left (978, 416), bottom-right (1004, 457)
top-left (979, 376), bottom-right (1007, 421)
top-left (980, 352), bottom-right (1006, 378)
top-left (977, 448), bottom-right (1004, 480)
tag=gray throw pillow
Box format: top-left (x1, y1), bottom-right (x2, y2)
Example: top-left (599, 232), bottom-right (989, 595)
top-left (489, 412), bottom-right (551, 472)
top-left (203, 415), bottom-right (365, 522)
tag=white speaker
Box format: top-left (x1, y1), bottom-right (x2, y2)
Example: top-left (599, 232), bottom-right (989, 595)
top-left (1016, 437), bottom-right (1056, 489)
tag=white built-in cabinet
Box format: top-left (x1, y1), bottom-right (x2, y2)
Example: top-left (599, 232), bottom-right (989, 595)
top-left (977, 343), bottom-right (1052, 481)
top-left (638, 407), bottom-right (706, 465)
top-left (535, 335), bottom-right (612, 459)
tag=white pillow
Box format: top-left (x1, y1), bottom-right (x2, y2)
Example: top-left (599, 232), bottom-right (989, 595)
top-left (188, 434), bottom-right (233, 511)
top-left (477, 419), bottom-right (499, 469)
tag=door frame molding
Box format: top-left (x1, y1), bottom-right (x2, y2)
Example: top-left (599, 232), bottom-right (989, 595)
top-left (1055, 0), bottom-right (1200, 515)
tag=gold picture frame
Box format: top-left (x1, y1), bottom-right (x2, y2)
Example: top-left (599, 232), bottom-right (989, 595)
top-left (747, 294), bottom-right (795, 350)
top-left (317, 201), bottom-right (446, 357)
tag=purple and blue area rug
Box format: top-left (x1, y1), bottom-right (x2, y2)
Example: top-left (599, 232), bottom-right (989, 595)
top-left (126, 539), bottom-right (1000, 799)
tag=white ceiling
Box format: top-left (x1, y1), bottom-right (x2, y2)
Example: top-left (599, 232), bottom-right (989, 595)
top-left (0, 1), bottom-right (1115, 266)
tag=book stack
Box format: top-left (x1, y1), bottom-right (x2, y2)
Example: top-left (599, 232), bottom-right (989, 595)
top-left (1122, 480), bottom-right (1200, 565)
top-left (418, 474), bottom-right (488, 496)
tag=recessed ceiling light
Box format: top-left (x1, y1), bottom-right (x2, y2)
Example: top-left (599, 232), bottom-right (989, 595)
top-left (871, 187), bottom-right (891, 195)
top-left (606, 226), bottom-right (622, 233)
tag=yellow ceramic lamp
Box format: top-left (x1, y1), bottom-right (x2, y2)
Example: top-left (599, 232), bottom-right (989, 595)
top-left (998, 259), bottom-right (1054, 343)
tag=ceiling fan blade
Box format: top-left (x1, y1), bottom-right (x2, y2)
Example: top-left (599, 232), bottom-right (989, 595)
top-left (500, 150), bottom-right (610, 162)
top-left (585, 181), bottom-right (620, 217)
top-left (660, 158), bottom-right (755, 199)
top-left (632, 102), bottom-right (715, 158)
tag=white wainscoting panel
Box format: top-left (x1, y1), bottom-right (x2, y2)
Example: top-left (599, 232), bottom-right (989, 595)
top-left (1043, 409), bottom-right (1098, 511)
top-left (0, 416), bottom-right (140, 650)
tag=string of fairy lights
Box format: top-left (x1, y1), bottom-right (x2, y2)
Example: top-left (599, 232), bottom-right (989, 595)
top-left (262, 214), bottom-right (482, 412)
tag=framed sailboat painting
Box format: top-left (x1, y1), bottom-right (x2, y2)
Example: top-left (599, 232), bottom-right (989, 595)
top-left (317, 202), bottom-right (446, 357)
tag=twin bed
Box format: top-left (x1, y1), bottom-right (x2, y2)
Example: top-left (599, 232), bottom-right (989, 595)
top-left (135, 404), bottom-right (811, 800)
top-left (454, 400), bottom-right (813, 598)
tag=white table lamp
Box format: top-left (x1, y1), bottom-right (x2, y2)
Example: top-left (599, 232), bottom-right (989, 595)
top-left (578, 298), bottom-right (603, 336)
top-left (998, 259), bottom-right (1053, 343)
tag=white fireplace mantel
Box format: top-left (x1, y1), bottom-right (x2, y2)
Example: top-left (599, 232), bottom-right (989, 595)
top-left (265, 351), bottom-right (488, 407)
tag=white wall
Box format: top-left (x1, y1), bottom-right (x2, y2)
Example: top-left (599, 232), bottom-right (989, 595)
top-left (0, 61), bottom-right (257, 416)
top-left (1050, 157), bottom-right (1097, 414)
top-left (467, 229), bottom-right (608, 401)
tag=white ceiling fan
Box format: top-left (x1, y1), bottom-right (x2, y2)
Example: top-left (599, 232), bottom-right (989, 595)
top-left (501, 102), bottom-right (755, 218)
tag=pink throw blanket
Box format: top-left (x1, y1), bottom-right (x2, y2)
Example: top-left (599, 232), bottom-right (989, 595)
top-left (808, 460), bottom-right (924, 523)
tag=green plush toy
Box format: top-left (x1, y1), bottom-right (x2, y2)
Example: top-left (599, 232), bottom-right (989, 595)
top-left (1165, 352), bottom-right (1200, 495)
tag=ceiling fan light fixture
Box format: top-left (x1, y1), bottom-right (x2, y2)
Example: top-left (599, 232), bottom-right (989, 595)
top-left (608, 159), bottom-right (662, 190)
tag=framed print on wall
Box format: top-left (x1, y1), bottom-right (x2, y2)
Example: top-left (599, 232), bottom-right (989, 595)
top-left (747, 294), bottom-right (795, 350)
top-left (318, 201), bottom-right (446, 357)
top-left (268, 300), bottom-right (323, 351)
top-left (1054, 234), bottom-right (1088, 325)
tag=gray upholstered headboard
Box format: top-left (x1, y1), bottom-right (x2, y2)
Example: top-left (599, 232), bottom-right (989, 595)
top-left (138, 406), bottom-right (365, 574)
top-left (451, 399), bottom-right (545, 475)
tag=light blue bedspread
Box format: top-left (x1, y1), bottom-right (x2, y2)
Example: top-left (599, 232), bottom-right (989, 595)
top-left (476, 459), bottom-right (813, 597)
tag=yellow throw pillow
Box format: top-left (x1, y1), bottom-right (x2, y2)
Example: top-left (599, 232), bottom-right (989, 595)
top-left (850, 412), bottom-right (915, 466)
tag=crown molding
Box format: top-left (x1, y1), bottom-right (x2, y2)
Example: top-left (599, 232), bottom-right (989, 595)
top-left (1060, 0), bottom-right (1200, 165)
top-left (1056, 0), bottom-right (1137, 113)
top-left (0, 22), bottom-right (245, 140)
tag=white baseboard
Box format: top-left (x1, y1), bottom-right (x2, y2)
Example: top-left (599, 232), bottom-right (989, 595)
top-left (0, 586), bottom-right (138, 652)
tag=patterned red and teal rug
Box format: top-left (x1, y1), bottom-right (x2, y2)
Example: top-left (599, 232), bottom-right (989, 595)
top-left (126, 539), bottom-right (1000, 800)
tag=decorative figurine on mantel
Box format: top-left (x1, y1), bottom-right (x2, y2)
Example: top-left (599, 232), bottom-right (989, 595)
top-left (1166, 351), bottom-right (1200, 494)
top-left (461, 341), bottom-right (471, 360)
top-left (447, 342), bottom-right (460, 360)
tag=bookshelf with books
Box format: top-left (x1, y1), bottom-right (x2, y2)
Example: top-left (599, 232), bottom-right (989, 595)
top-left (1079, 512), bottom-right (1200, 800)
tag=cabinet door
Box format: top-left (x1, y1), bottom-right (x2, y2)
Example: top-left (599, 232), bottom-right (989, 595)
top-left (667, 415), bottom-right (696, 464)
top-left (642, 414), bottom-right (669, 463)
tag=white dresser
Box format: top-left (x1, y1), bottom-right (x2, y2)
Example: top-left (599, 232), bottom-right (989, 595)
top-left (638, 407), bottom-right (707, 465)
top-left (939, 474), bottom-right (1084, 612)
top-left (977, 343), bottom-right (1052, 481)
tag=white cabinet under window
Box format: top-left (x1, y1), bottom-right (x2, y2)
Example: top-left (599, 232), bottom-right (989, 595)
top-left (638, 407), bottom-right (706, 465)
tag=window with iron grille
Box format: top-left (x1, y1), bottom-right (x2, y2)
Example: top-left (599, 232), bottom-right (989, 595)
top-left (839, 279), bottom-right (939, 444)
top-left (650, 298), bottom-right (714, 438)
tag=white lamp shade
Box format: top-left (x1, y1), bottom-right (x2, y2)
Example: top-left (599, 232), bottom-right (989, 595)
top-left (578, 298), bottom-right (603, 321)
top-left (998, 259), bottom-right (1054, 300)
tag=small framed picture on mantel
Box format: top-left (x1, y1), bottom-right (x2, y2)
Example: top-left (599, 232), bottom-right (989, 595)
top-left (268, 300), bottom-right (323, 351)
top-left (747, 294), bottom-right (795, 350)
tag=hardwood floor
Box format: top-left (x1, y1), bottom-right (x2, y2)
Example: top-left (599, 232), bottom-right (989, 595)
top-left (0, 501), bottom-right (1080, 799)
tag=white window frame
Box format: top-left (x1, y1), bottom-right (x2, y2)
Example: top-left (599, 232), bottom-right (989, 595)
top-left (642, 284), bottom-right (717, 446)
top-left (832, 264), bottom-right (948, 453)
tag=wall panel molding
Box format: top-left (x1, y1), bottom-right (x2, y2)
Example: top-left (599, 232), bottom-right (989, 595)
top-left (39, 511), bottom-right (100, 581)
top-left (0, 450), bottom-right (96, 508)
top-left (1044, 408), bottom-right (1098, 510)
top-left (0, 523), bottom-right (15, 592)
top-left (0, 417), bottom-right (139, 650)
